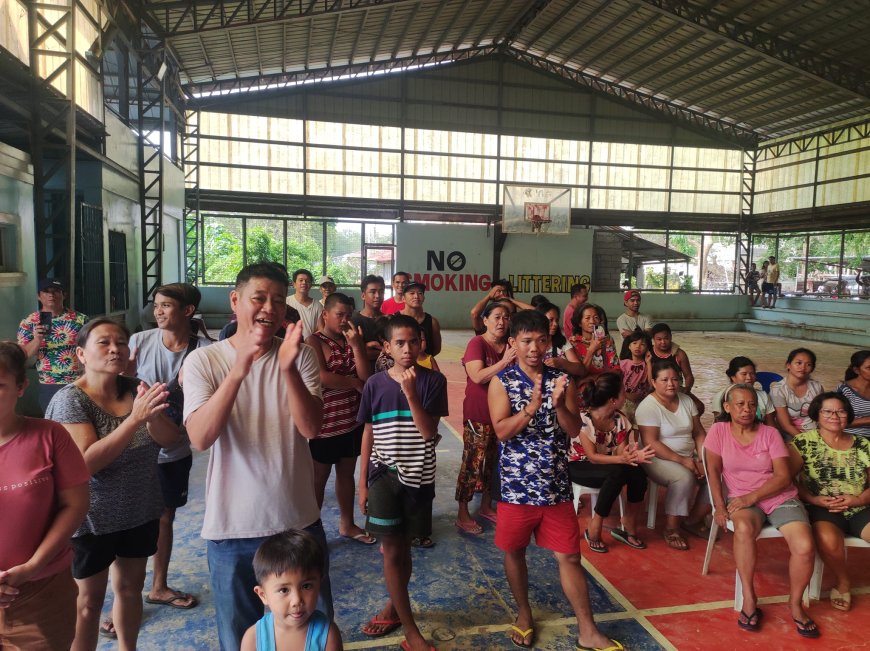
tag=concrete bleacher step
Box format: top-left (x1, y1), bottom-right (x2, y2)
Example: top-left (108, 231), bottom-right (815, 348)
top-left (744, 316), bottom-right (868, 347)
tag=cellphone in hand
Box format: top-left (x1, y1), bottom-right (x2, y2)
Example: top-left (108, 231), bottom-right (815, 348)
top-left (39, 311), bottom-right (53, 328)
top-left (593, 325), bottom-right (605, 340)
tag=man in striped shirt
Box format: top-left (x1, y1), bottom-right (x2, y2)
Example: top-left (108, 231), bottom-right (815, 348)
top-left (356, 314), bottom-right (448, 648)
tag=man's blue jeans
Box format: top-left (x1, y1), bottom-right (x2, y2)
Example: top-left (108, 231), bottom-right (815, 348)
top-left (206, 520), bottom-right (333, 651)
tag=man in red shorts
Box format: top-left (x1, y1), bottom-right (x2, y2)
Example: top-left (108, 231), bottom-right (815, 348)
top-left (488, 309), bottom-right (622, 651)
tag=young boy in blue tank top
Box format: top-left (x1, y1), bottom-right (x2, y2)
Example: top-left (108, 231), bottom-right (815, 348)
top-left (241, 530), bottom-right (342, 651)
top-left (488, 310), bottom-right (623, 651)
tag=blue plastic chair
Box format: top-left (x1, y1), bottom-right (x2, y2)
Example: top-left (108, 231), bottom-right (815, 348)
top-left (756, 371), bottom-right (783, 393)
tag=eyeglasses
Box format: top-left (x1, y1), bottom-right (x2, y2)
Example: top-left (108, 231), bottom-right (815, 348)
top-left (820, 409), bottom-right (848, 418)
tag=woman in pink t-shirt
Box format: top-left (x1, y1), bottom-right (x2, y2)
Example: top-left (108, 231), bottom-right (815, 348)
top-left (0, 341), bottom-right (89, 649)
top-left (704, 384), bottom-right (819, 639)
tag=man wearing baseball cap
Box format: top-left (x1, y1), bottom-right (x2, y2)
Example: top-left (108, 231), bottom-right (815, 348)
top-left (616, 289), bottom-right (652, 339)
top-left (17, 278), bottom-right (88, 412)
top-left (318, 275), bottom-right (337, 306)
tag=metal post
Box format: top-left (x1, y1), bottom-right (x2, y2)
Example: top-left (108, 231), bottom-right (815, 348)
top-left (28, 0), bottom-right (77, 299)
top-left (183, 109), bottom-right (201, 283)
top-left (138, 39), bottom-right (166, 305)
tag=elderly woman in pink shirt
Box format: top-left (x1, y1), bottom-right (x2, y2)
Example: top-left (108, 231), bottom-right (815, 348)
top-left (704, 384), bottom-right (818, 639)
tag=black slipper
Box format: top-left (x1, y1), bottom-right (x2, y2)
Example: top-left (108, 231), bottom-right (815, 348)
top-left (611, 528), bottom-right (647, 549)
top-left (584, 529), bottom-right (608, 553)
top-left (737, 607), bottom-right (762, 632)
top-left (794, 617), bottom-right (820, 638)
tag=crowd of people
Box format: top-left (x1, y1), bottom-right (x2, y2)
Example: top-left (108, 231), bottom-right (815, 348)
top-left (1, 268), bottom-right (869, 651)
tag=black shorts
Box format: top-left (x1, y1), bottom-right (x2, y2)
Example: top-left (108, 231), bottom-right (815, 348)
top-left (365, 469), bottom-right (433, 538)
top-left (71, 519), bottom-right (160, 579)
top-left (806, 503), bottom-right (870, 537)
top-left (309, 424), bottom-right (364, 465)
top-left (158, 455), bottom-right (193, 509)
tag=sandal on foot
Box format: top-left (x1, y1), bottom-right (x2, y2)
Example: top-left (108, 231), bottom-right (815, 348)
top-left (663, 528), bottom-right (688, 551)
top-left (576, 638), bottom-right (625, 651)
top-left (99, 618), bottom-right (117, 639)
top-left (737, 607), bottom-right (762, 632)
top-left (793, 617), bottom-right (820, 638)
top-left (611, 528), bottom-right (646, 549)
top-left (410, 536), bottom-right (435, 548)
top-left (831, 587), bottom-right (851, 612)
top-left (509, 621), bottom-right (534, 648)
top-left (584, 529), bottom-right (608, 553)
top-left (479, 511), bottom-right (498, 524)
top-left (454, 519), bottom-right (483, 535)
top-left (341, 531), bottom-right (377, 545)
top-left (144, 591), bottom-right (199, 609)
top-left (361, 615), bottom-right (401, 637)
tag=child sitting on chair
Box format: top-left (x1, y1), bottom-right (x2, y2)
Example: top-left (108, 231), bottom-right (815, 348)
top-left (241, 530), bottom-right (342, 651)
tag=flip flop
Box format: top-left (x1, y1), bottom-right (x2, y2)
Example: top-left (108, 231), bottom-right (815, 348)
top-left (99, 618), bottom-right (117, 639)
top-left (342, 531), bottom-right (377, 545)
top-left (144, 592), bottom-right (199, 609)
top-left (737, 607), bottom-right (762, 632)
top-left (455, 519), bottom-right (484, 535)
top-left (584, 529), bottom-right (608, 553)
top-left (576, 638), bottom-right (625, 651)
top-left (509, 621), bottom-right (534, 648)
top-left (479, 511), bottom-right (498, 524)
top-left (610, 528), bottom-right (647, 550)
top-left (793, 617), bottom-right (821, 638)
top-left (831, 587), bottom-right (851, 612)
top-left (360, 615), bottom-right (401, 637)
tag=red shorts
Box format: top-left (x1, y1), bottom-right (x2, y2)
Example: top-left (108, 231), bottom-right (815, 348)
top-left (494, 501), bottom-right (580, 554)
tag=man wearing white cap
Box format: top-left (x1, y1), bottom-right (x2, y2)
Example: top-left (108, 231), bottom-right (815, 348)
top-left (318, 275), bottom-right (337, 306)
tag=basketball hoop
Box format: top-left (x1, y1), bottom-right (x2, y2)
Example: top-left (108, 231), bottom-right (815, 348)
top-left (502, 185), bottom-right (570, 235)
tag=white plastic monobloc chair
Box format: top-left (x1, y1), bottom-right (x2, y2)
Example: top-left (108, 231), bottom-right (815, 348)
top-left (572, 481), bottom-right (625, 520)
top-left (646, 480), bottom-right (659, 529)
top-left (699, 448), bottom-right (809, 610)
top-left (808, 536), bottom-right (870, 601)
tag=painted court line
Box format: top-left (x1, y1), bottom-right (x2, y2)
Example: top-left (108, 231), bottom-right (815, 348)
top-left (440, 417), bottom-right (464, 442)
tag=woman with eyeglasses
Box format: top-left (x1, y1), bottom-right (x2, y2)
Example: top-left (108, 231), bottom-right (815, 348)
top-left (771, 348), bottom-right (823, 440)
top-left (790, 392), bottom-right (870, 614)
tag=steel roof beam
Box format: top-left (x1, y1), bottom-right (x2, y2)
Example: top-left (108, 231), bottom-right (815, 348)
top-left (520, 0), bottom-right (583, 50)
top-left (539, 0), bottom-right (615, 58)
top-left (659, 48), bottom-right (747, 98)
top-left (507, 48), bottom-right (757, 147)
top-left (393, 2), bottom-right (421, 57)
top-left (638, 0), bottom-right (869, 99)
top-left (558, 3), bottom-right (641, 64)
top-left (369, 5), bottom-right (393, 61)
top-left (497, 0), bottom-right (553, 47)
top-left (150, 0), bottom-right (421, 39)
top-left (413, 0), bottom-right (446, 56)
top-left (186, 44), bottom-right (499, 98)
top-left (453, 0), bottom-right (489, 51)
top-left (614, 32), bottom-right (718, 87)
top-left (593, 18), bottom-right (681, 77)
top-left (349, 8), bottom-right (367, 63)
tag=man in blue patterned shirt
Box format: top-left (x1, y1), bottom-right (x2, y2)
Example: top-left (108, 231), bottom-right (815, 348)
top-left (488, 309), bottom-right (621, 651)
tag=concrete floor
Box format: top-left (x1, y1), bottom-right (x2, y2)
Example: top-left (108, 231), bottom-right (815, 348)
top-left (98, 331), bottom-right (867, 650)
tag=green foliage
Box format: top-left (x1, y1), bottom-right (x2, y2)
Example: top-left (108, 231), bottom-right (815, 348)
top-left (203, 220), bottom-right (243, 283)
top-left (201, 217), bottom-right (381, 286)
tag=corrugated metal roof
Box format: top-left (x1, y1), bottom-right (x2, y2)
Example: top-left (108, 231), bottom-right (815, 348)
top-left (140, 0), bottom-right (870, 141)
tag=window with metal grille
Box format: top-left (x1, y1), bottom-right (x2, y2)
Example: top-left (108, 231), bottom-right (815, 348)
top-left (75, 203), bottom-right (106, 315)
top-left (108, 231), bottom-right (129, 312)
